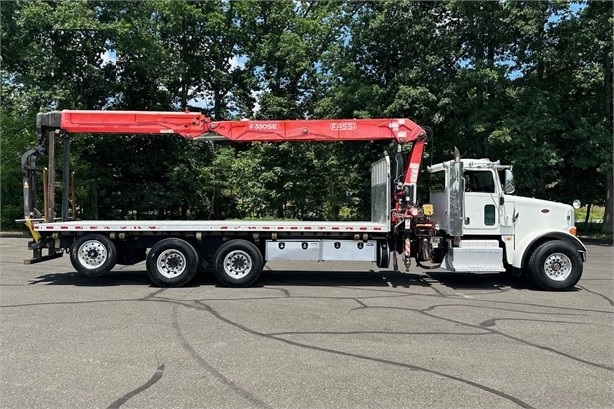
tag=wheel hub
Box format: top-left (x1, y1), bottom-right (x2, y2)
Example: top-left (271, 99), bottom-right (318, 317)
top-left (544, 252), bottom-right (572, 281)
top-left (224, 250), bottom-right (252, 278)
top-left (78, 241), bottom-right (107, 269)
top-left (231, 257), bottom-right (247, 271)
top-left (158, 250), bottom-right (186, 278)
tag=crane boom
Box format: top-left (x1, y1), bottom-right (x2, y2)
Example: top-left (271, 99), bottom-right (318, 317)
top-left (42, 110), bottom-right (425, 144)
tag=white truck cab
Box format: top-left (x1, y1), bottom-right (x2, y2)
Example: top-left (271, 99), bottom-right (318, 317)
top-left (428, 157), bottom-right (586, 290)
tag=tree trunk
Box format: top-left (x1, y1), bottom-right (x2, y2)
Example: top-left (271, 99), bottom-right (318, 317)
top-left (602, 35), bottom-right (612, 233)
top-left (91, 180), bottom-right (98, 220)
top-left (603, 171), bottom-right (613, 233)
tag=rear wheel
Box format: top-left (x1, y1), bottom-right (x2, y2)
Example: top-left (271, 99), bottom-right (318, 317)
top-left (146, 238), bottom-right (199, 287)
top-left (70, 234), bottom-right (117, 276)
top-left (528, 240), bottom-right (583, 291)
top-left (213, 240), bottom-right (263, 287)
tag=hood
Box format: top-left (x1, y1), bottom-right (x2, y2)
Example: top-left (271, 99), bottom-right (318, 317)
top-left (507, 195), bottom-right (575, 232)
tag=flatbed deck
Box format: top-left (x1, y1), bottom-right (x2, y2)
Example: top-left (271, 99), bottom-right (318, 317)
top-left (34, 220), bottom-right (390, 234)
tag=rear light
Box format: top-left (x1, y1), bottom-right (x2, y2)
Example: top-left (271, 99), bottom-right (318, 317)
top-left (569, 226), bottom-right (577, 236)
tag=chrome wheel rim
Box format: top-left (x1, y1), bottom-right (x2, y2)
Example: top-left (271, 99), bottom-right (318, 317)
top-left (223, 250), bottom-right (252, 279)
top-left (157, 249), bottom-right (186, 278)
top-left (543, 252), bottom-right (572, 281)
top-left (77, 240), bottom-right (108, 270)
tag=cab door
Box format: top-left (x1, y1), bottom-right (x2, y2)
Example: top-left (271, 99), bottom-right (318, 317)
top-left (463, 169), bottom-right (500, 234)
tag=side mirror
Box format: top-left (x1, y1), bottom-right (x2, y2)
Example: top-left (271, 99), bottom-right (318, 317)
top-left (504, 169), bottom-right (515, 194)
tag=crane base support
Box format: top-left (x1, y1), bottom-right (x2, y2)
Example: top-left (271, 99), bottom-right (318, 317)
top-left (24, 253), bottom-right (63, 264)
top-left (24, 239), bottom-right (63, 264)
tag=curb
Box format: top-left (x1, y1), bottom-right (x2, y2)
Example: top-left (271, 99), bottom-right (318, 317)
top-left (0, 231), bottom-right (29, 238)
top-left (579, 237), bottom-right (613, 246)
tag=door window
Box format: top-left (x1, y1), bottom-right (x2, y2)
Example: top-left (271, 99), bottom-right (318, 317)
top-left (484, 204), bottom-right (496, 225)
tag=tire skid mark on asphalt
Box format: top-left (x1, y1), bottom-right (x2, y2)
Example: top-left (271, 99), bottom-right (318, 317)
top-left (422, 300), bottom-right (614, 315)
top-left (352, 298), bottom-right (369, 308)
top-left (106, 363), bottom-right (165, 409)
top-left (479, 317), bottom-right (599, 328)
top-left (193, 300), bottom-right (537, 409)
top-left (378, 272), bottom-right (514, 296)
top-left (2, 292), bottom-right (608, 317)
top-left (27, 271), bottom-right (152, 286)
top-left (2, 285), bottom-right (609, 405)
top-left (339, 283), bottom-right (614, 314)
top-left (350, 303), bottom-right (612, 371)
top-left (141, 288), bottom-right (167, 300)
top-left (262, 286), bottom-right (291, 297)
top-left (266, 330), bottom-right (491, 337)
top-left (347, 303), bottom-right (612, 371)
top-left (180, 294), bottom-right (414, 303)
top-left (336, 283), bottom-right (508, 299)
top-left (6, 290), bottom-right (610, 382)
top-left (264, 272), bottom-right (439, 294)
top-left (340, 275), bottom-right (603, 313)
top-left (577, 285), bottom-right (614, 306)
top-left (0, 294), bottom-right (396, 309)
top-left (421, 303), bottom-right (587, 316)
top-left (415, 307), bottom-right (614, 372)
top-left (171, 304), bottom-right (272, 409)
top-left (0, 289), bottom-right (170, 309)
top-left (1, 299), bottom-right (141, 309)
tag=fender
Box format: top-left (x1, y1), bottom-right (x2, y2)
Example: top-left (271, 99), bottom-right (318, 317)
top-left (512, 229), bottom-right (587, 268)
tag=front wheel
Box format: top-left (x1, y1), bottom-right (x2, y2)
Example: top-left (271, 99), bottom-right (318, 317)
top-left (146, 238), bottom-right (200, 287)
top-left (528, 240), bottom-right (583, 291)
top-left (70, 234), bottom-right (117, 276)
top-left (213, 239), bottom-right (263, 287)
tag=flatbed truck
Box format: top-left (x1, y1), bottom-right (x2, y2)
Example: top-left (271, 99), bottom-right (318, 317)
top-left (21, 110), bottom-right (586, 290)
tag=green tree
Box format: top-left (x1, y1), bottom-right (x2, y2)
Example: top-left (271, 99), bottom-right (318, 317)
top-left (2, 0), bottom-right (610, 230)
top-left (487, 1), bottom-right (612, 214)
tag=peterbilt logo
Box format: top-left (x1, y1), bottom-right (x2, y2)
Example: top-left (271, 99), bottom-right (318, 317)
top-left (249, 123), bottom-right (278, 130)
top-left (329, 122), bottom-right (357, 131)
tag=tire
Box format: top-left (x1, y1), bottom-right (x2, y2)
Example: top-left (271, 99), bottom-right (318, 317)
top-left (528, 240), bottom-right (583, 291)
top-left (70, 234), bottom-right (117, 276)
top-left (213, 239), bottom-right (263, 287)
top-left (376, 240), bottom-right (389, 268)
top-left (146, 238), bottom-right (200, 287)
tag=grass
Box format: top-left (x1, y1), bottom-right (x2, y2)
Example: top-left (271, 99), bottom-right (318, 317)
top-left (574, 206), bottom-right (612, 240)
top-left (575, 205), bottom-right (605, 223)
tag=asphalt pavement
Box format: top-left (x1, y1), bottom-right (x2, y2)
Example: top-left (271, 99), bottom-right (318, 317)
top-left (1, 237), bottom-right (612, 409)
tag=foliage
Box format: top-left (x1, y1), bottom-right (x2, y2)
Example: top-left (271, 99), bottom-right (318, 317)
top-left (1, 0), bottom-right (611, 230)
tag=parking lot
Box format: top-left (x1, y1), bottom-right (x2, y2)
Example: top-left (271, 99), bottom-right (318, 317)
top-left (1, 236), bottom-right (612, 408)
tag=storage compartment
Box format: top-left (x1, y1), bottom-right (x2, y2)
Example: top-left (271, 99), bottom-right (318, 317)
top-left (266, 240), bottom-right (320, 261)
top-left (265, 239), bottom-right (377, 262)
top-left (441, 240), bottom-right (505, 272)
top-left (321, 240), bottom-right (376, 262)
